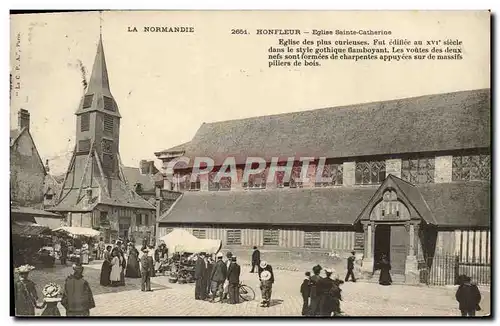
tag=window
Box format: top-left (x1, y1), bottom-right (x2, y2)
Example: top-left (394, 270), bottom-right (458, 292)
top-left (104, 114), bottom-right (113, 134)
top-left (136, 213), bottom-right (142, 226)
top-left (452, 153), bottom-right (490, 181)
top-left (192, 229), bottom-right (206, 239)
top-left (80, 113), bottom-right (90, 131)
top-left (208, 172), bottom-right (231, 191)
top-left (45, 194), bottom-right (53, 200)
top-left (78, 139), bottom-right (91, 152)
top-left (102, 153), bottom-right (114, 174)
top-left (83, 94), bottom-right (93, 109)
top-left (178, 173), bottom-right (201, 191)
top-left (315, 163), bottom-right (343, 187)
top-left (101, 139), bottom-right (113, 153)
top-left (244, 169), bottom-right (267, 189)
top-left (144, 214), bottom-right (149, 226)
top-left (263, 229), bottom-right (279, 245)
top-left (100, 211), bottom-right (109, 225)
top-left (355, 160), bottom-right (386, 185)
top-left (226, 230), bottom-right (242, 245)
top-left (290, 165), bottom-right (304, 188)
top-left (103, 96), bottom-right (115, 112)
top-left (401, 157), bottom-right (435, 184)
top-left (304, 231), bottom-right (321, 248)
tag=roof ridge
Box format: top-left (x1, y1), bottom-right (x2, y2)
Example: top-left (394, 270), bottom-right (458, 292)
top-left (201, 88), bottom-right (490, 126)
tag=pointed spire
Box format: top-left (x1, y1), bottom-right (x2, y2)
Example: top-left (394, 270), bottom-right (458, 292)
top-left (86, 34), bottom-right (111, 97)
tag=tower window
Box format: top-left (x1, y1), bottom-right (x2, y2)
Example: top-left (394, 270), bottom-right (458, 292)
top-left (103, 96), bottom-right (115, 112)
top-left (101, 139), bottom-right (113, 153)
top-left (104, 114), bottom-right (113, 134)
top-left (102, 153), bottom-right (114, 173)
top-left (78, 139), bottom-right (91, 152)
top-left (83, 95), bottom-right (94, 109)
top-left (81, 113), bottom-right (90, 131)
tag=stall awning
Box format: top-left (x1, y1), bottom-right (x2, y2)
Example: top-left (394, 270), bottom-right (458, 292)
top-left (11, 222), bottom-right (51, 237)
top-left (53, 226), bottom-right (101, 238)
top-left (11, 206), bottom-right (61, 218)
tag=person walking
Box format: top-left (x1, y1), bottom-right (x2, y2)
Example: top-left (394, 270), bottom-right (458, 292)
top-left (258, 261), bottom-right (275, 307)
top-left (222, 252), bottom-right (233, 301)
top-left (378, 254), bottom-right (392, 286)
top-left (227, 256), bottom-right (241, 304)
top-left (14, 265), bottom-right (40, 316)
top-left (194, 252), bottom-right (208, 300)
top-left (209, 252), bottom-right (227, 302)
top-left (300, 271), bottom-right (311, 316)
top-left (344, 251), bottom-right (356, 282)
top-left (456, 275), bottom-right (482, 317)
top-left (140, 248), bottom-right (153, 291)
top-left (251, 246), bottom-right (261, 273)
top-left (61, 264), bottom-right (96, 316)
top-left (308, 264), bottom-right (323, 316)
top-left (99, 245), bottom-right (113, 286)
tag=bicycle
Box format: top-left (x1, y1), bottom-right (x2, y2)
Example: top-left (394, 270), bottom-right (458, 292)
top-left (211, 281), bottom-right (256, 302)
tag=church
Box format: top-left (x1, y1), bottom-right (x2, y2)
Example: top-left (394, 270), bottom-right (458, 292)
top-left (50, 35), bottom-right (156, 243)
top-left (155, 88), bottom-right (491, 285)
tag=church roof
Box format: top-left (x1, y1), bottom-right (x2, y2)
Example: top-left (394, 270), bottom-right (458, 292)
top-left (174, 88), bottom-right (490, 166)
top-left (158, 182), bottom-right (490, 228)
top-left (75, 35), bottom-right (121, 118)
top-left (122, 166), bottom-right (156, 192)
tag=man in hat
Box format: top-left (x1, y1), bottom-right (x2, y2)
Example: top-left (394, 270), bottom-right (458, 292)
top-left (251, 246), bottom-right (261, 273)
top-left (226, 256), bottom-right (241, 304)
top-left (61, 264), bottom-right (95, 316)
top-left (14, 265), bottom-right (40, 316)
top-left (140, 248), bottom-right (153, 291)
top-left (300, 271), bottom-right (311, 316)
top-left (194, 252), bottom-right (208, 300)
top-left (308, 264), bottom-right (323, 316)
top-left (209, 252), bottom-right (227, 302)
top-left (222, 252), bottom-right (233, 301)
top-left (258, 261), bottom-right (275, 307)
top-left (344, 251), bottom-right (357, 282)
top-left (456, 275), bottom-right (482, 316)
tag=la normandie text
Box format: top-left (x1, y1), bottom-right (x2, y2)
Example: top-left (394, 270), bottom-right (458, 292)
top-left (128, 26), bottom-right (195, 33)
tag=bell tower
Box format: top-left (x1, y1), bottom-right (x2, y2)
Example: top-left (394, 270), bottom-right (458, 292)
top-left (74, 34), bottom-right (122, 179)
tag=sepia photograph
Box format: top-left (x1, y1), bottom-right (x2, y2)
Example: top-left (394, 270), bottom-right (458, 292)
top-left (9, 10), bottom-right (491, 317)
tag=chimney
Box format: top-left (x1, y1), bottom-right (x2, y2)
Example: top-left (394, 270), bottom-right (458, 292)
top-left (139, 160), bottom-right (148, 175)
top-left (18, 109), bottom-right (30, 131)
top-left (45, 159), bottom-right (50, 173)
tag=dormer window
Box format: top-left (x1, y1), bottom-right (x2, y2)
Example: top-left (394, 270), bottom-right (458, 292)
top-left (103, 96), bottom-right (115, 112)
top-left (83, 95), bottom-right (94, 109)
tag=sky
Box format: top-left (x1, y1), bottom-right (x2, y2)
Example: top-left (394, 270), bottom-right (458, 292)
top-left (9, 11), bottom-right (490, 175)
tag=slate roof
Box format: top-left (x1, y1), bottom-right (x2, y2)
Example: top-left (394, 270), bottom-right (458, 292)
top-left (10, 129), bottom-right (21, 146)
top-left (155, 142), bottom-right (191, 155)
top-left (176, 89), bottom-right (490, 165)
top-left (158, 182), bottom-right (490, 228)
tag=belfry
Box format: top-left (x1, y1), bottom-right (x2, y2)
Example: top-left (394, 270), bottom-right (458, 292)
top-left (50, 33), bottom-right (156, 243)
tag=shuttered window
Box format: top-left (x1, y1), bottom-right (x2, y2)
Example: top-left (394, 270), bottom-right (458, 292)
top-left (78, 139), bottom-right (91, 152)
top-left (103, 96), bottom-right (115, 112)
top-left (263, 229), bottom-right (279, 245)
top-left (104, 114), bottom-right (113, 134)
top-left (304, 231), bottom-right (321, 248)
top-left (192, 229), bottom-right (206, 239)
top-left (80, 113), bottom-right (90, 131)
top-left (83, 94), bottom-right (93, 108)
top-left (226, 230), bottom-right (242, 245)
top-left (102, 153), bottom-right (114, 174)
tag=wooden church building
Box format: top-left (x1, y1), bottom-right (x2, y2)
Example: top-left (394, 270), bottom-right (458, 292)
top-left (50, 35), bottom-right (156, 243)
top-left (156, 88), bottom-right (491, 285)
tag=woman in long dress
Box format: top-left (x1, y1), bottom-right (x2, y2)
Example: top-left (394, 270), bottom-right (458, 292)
top-left (119, 250), bottom-right (126, 286)
top-left (125, 244), bottom-right (141, 278)
top-left (81, 243), bottom-right (89, 264)
top-left (99, 245), bottom-right (112, 286)
top-left (378, 254), bottom-right (392, 286)
top-left (110, 249), bottom-right (121, 286)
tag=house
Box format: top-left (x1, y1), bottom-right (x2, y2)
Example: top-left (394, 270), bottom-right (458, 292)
top-left (156, 88), bottom-right (491, 285)
top-left (10, 109), bottom-right (64, 229)
top-left (49, 35), bottom-right (156, 244)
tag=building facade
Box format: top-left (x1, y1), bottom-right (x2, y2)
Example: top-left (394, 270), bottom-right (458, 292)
top-left (49, 36), bottom-right (156, 243)
top-left (156, 88), bottom-right (491, 284)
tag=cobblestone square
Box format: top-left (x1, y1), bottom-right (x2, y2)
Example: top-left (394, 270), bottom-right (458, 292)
top-left (26, 261), bottom-right (490, 317)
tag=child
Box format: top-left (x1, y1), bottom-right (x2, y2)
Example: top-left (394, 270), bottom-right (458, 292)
top-left (300, 272), bottom-right (311, 316)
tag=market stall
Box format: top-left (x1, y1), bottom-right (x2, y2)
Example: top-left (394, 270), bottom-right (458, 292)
top-left (11, 221), bottom-right (54, 267)
top-left (53, 227), bottom-right (101, 264)
top-left (159, 229), bottom-right (222, 283)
